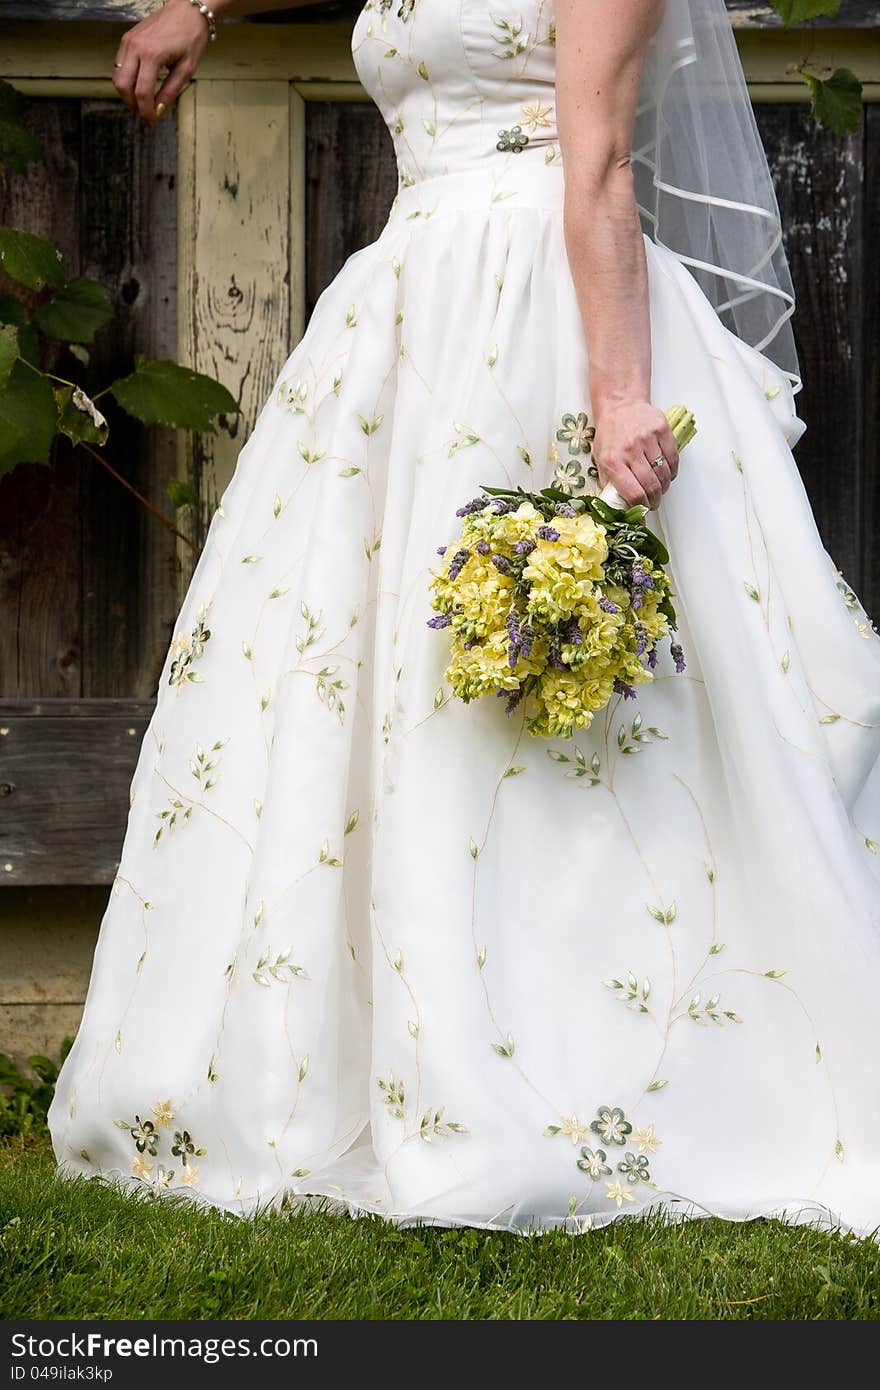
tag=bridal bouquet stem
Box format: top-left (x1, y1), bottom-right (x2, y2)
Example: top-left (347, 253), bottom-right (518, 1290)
top-left (429, 407), bottom-right (697, 738)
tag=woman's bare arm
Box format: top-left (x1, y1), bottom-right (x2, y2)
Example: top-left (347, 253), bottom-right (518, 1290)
top-left (555, 0), bottom-right (679, 509)
top-left (113, 0), bottom-right (327, 125)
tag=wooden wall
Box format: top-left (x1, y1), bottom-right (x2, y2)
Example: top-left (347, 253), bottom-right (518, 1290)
top-left (0, 102), bottom-right (179, 703)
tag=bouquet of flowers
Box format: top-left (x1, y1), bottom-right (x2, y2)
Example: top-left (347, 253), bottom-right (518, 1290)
top-left (428, 406), bottom-right (697, 738)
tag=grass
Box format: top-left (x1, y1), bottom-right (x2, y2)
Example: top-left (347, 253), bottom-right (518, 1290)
top-left (2, 1134), bottom-right (879, 1320)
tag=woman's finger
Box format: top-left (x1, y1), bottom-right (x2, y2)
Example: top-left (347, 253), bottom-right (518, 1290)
top-left (602, 463), bottom-right (648, 509)
top-left (645, 454), bottom-right (672, 495)
top-left (658, 419), bottom-right (680, 478)
top-left (644, 436), bottom-right (672, 494)
top-left (154, 56), bottom-right (196, 114)
top-left (631, 457), bottom-right (663, 510)
top-left (133, 56), bottom-right (163, 124)
top-left (112, 49), bottom-right (139, 112)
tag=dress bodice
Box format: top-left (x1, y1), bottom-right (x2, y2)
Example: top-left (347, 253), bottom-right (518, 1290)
top-left (352, 0), bottom-right (560, 186)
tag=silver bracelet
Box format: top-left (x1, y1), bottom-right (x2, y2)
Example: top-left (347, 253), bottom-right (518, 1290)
top-left (186, 0), bottom-right (218, 42)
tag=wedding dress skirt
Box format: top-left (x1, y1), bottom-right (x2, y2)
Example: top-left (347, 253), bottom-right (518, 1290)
top-left (49, 0), bottom-right (880, 1236)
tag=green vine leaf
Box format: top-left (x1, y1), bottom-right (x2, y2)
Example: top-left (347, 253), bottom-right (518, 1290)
top-left (0, 323), bottom-right (17, 393)
top-left (0, 298), bottom-right (38, 365)
top-left (0, 226), bottom-right (66, 292)
top-left (0, 80), bottom-right (43, 176)
top-left (0, 360), bottom-right (57, 475)
top-left (109, 357), bottom-right (239, 432)
top-left (54, 385), bottom-right (108, 447)
top-left (167, 478), bottom-right (199, 510)
top-left (770, 1), bottom-right (841, 23)
top-left (0, 295), bottom-right (28, 327)
top-left (803, 68), bottom-right (863, 136)
top-left (33, 277), bottom-right (113, 345)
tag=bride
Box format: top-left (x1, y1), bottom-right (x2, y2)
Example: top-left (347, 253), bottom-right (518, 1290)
top-left (49, 0), bottom-right (880, 1236)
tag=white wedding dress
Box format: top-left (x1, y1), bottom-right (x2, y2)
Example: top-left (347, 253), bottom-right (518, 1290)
top-left (50, 0), bottom-right (880, 1236)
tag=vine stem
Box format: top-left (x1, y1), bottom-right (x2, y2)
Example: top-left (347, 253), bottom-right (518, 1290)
top-left (78, 441), bottom-right (200, 554)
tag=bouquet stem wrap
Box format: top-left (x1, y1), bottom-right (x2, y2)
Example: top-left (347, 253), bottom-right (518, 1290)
top-left (599, 407), bottom-right (698, 508)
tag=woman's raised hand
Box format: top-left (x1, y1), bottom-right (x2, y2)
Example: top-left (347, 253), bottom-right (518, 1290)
top-left (113, 0), bottom-right (210, 125)
top-left (592, 399), bottom-right (680, 510)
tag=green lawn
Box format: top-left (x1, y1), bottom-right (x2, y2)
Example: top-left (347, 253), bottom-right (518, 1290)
top-left (2, 1134), bottom-right (879, 1320)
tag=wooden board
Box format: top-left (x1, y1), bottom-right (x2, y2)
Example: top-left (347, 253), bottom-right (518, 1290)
top-left (3, 21), bottom-right (880, 95)
top-left (0, 700), bottom-right (153, 885)
top-left (79, 100), bottom-right (180, 699)
top-left (0, 102), bottom-right (82, 702)
top-left (862, 103), bottom-right (880, 617)
top-left (3, 1), bottom-right (877, 25)
top-left (176, 79), bottom-right (293, 588)
top-left (0, 99), bottom-right (179, 702)
top-left (2, 1), bottom-right (362, 19)
top-left (756, 104), bottom-right (869, 608)
top-left (305, 100), bottom-right (397, 319)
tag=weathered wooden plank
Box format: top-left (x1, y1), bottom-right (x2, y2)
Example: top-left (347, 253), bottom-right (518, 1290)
top-left (0, 22), bottom-right (360, 83)
top-left (862, 103), bottom-right (880, 619)
top-left (756, 105), bottom-right (865, 592)
top-left (290, 86), bottom-right (307, 343)
top-left (305, 101), bottom-right (396, 318)
top-left (4, 0), bottom-right (878, 25)
top-left (0, 700), bottom-right (153, 885)
top-left (176, 79), bottom-right (292, 591)
top-left (0, 457), bottom-right (82, 701)
top-left (3, 20), bottom-right (880, 91)
top-left (0, 101), bottom-right (82, 702)
top-left (0, 699), bottom-right (154, 717)
top-left (5, 2), bottom-right (372, 20)
top-left (78, 100), bottom-right (179, 699)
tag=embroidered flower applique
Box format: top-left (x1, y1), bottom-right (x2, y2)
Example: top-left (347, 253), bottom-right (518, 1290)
top-left (496, 125), bottom-right (529, 154)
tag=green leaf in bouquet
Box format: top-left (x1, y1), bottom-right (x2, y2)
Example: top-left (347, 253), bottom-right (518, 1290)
top-left (54, 385), bottom-right (109, 447)
top-left (658, 595), bottom-right (678, 629)
top-left (0, 227), bottom-right (66, 292)
top-left (0, 324), bottom-right (18, 392)
top-left (635, 530), bottom-right (671, 567)
top-left (109, 357), bottom-right (239, 431)
top-left (803, 68), bottom-right (862, 137)
top-left (0, 80), bottom-right (43, 176)
top-left (0, 360), bottom-right (57, 475)
top-left (33, 277), bottom-right (114, 345)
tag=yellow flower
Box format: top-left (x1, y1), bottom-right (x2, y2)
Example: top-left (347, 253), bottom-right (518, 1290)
top-left (151, 1099), bottom-right (175, 1128)
top-left (179, 1165), bottom-right (200, 1187)
top-left (521, 100), bottom-right (554, 132)
top-left (530, 669), bottom-right (616, 738)
top-left (132, 1154), bottom-right (153, 1180)
top-left (559, 1115), bottom-right (590, 1146)
top-left (636, 1124), bottom-right (662, 1155)
top-left (605, 1179), bottom-right (637, 1208)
